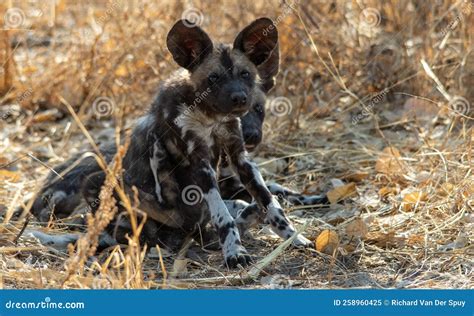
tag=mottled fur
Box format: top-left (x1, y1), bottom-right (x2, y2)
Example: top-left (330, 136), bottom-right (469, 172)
top-left (29, 18), bottom-right (323, 268)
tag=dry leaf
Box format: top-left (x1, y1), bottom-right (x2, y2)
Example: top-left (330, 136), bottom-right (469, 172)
top-left (407, 234), bottom-right (424, 247)
top-left (401, 191), bottom-right (428, 211)
top-left (135, 59), bottom-right (147, 68)
top-left (315, 229), bottom-right (339, 254)
top-left (342, 244), bottom-right (357, 253)
top-left (327, 182), bottom-right (356, 204)
top-left (366, 231), bottom-right (405, 248)
top-left (103, 38), bottom-right (118, 52)
top-left (375, 146), bottom-right (406, 175)
top-left (461, 184), bottom-right (474, 199)
top-left (27, 109), bottom-right (62, 126)
top-left (0, 169), bottom-right (21, 182)
top-left (438, 183), bottom-right (455, 197)
top-left (115, 64), bottom-right (129, 77)
top-left (345, 218), bottom-right (368, 239)
top-left (341, 171), bottom-right (370, 182)
top-left (379, 186), bottom-right (397, 197)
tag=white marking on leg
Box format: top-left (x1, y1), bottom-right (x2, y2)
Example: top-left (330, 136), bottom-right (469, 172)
top-left (236, 154), bottom-right (310, 246)
top-left (204, 189), bottom-right (246, 259)
top-left (219, 164), bottom-right (234, 178)
top-left (149, 141), bottom-right (163, 203)
top-left (204, 188), bottom-right (234, 227)
top-left (26, 230), bottom-right (80, 252)
top-left (266, 196), bottom-right (311, 247)
top-left (224, 199), bottom-right (249, 218)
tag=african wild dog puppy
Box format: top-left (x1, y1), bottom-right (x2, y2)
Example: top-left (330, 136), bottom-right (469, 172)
top-left (29, 18), bottom-right (314, 267)
top-left (28, 86), bottom-right (326, 253)
top-left (149, 85), bottom-right (328, 239)
top-left (128, 18), bottom-right (313, 267)
top-left (217, 85), bottom-right (328, 205)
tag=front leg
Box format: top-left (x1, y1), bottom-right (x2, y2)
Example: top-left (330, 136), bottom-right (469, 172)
top-left (222, 123), bottom-right (311, 247)
top-left (177, 135), bottom-right (251, 268)
top-left (267, 183), bottom-right (329, 206)
top-left (194, 162), bottom-right (251, 267)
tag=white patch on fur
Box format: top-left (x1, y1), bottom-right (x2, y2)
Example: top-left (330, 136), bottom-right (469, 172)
top-left (165, 139), bottom-right (181, 157)
top-left (267, 195), bottom-right (283, 210)
top-left (149, 141), bottom-right (163, 203)
top-left (267, 183), bottom-right (297, 196)
top-left (267, 183), bottom-right (326, 205)
top-left (204, 189), bottom-right (246, 258)
top-left (204, 188), bottom-right (232, 224)
top-left (176, 105), bottom-right (215, 148)
top-left (266, 195), bottom-right (311, 247)
top-left (26, 230), bottom-right (80, 252)
top-left (162, 108), bottom-right (170, 119)
top-left (249, 161), bottom-right (266, 186)
top-left (238, 151), bottom-right (251, 166)
top-left (51, 190), bottom-right (67, 204)
top-left (224, 199), bottom-right (249, 218)
top-left (187, 140), bottom-right (195, 154)
top-left (135, 114), bottom-right (154, 130)
top-left (219, 164), bottom-right (234, 178)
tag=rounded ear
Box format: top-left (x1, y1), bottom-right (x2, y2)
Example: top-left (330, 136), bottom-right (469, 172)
top-left (258, 42), bottom-right (279, 93)
top-left (233, 17), bottom-right (279, 67)
top-left (166, 20), bottom-right (213, 71)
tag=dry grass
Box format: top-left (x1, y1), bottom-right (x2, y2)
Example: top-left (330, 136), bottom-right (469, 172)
top-left (0, 0), bottom-right (472, 289)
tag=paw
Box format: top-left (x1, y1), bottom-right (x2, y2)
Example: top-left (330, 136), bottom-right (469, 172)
top-left (292, 234), bottom-right (312, 248)
top-left (224, 247), bottom-right (252, 268)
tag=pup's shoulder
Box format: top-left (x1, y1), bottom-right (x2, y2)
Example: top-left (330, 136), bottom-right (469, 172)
top-left (150, 69), bottom-right (194, 117)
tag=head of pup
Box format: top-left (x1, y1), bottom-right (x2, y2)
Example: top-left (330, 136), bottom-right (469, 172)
top-left (241, 88), bottom-right (266, 151)
top-left (166, 18), bottom-right (279, 118)
top-left (239, 37), bottom-right (279, 151)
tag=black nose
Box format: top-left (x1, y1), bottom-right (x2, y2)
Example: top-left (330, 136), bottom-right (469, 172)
top-left (243, 130), bottom-right (261, 146)
top-left (231, 92), bottom-right (247, 106)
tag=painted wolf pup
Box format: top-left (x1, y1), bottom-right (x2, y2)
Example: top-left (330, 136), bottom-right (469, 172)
top-left (30, 18), bottom-right (313, 268)
top-left (134, 18), bottom-right (312, 267)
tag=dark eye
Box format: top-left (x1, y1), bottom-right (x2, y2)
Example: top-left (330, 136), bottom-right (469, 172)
top-left (241, 70), bottom-right (250, 79)
top-left (208, 73), bottom-right (219, 83)
top-left (253, 103), bottom-right (263, 113)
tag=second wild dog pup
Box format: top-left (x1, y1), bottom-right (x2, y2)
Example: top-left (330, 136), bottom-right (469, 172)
top-left (144, 18), bottom-right (311, 267)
